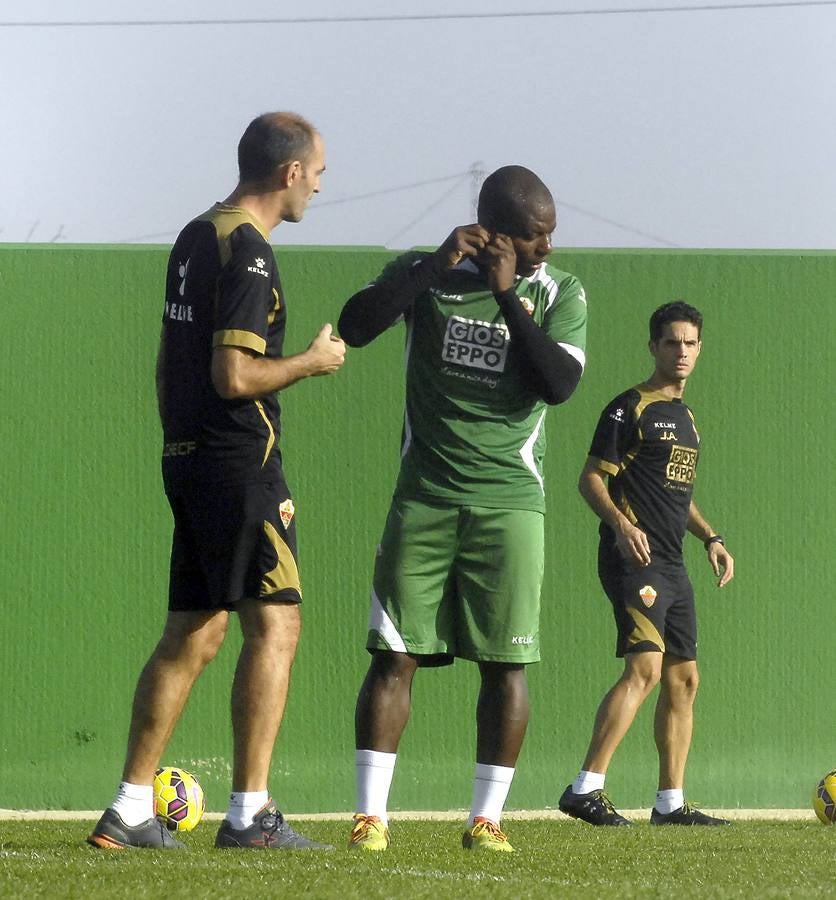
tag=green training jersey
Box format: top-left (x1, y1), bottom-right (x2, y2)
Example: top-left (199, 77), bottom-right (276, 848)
top-left (381, 252), bottom-right (587, 512)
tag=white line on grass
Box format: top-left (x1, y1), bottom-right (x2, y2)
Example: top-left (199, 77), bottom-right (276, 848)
top-left (0, 808), bottom-right (813, 821)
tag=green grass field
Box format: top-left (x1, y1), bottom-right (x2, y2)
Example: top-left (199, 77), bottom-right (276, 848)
top-left (1, 818), bottom-right (834, 898)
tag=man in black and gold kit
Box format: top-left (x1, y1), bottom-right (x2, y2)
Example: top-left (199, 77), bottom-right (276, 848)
top-left (89, 112), bottom-right (345, 851)
top-left (559, 301), bottom-right (735, 827)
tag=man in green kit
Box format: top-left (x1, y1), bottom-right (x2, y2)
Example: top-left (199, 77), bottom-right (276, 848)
top-left (338, 165), bottom-right (587, 852)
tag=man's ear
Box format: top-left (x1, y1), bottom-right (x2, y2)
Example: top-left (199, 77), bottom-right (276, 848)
top-left (278, 160), bottom-right (301, 189)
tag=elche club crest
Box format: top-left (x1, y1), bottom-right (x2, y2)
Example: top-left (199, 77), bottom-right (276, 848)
top-left (639, 585), bottom-right (657, 607)
top-left (279, 499), bottom-right (295, 529)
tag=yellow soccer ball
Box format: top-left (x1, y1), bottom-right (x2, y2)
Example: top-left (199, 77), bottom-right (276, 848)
top-left (812, 770), bottom-right (836, 825)
top-left (153, 766), bottom-right (206, 832)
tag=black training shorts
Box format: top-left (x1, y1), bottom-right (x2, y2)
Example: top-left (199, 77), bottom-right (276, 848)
top-left (598, 545), bottom-right (697, 660)
top-left (166, 478), bottom-right (301, 611)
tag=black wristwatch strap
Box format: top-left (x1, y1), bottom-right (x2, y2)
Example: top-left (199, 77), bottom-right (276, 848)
top-left (704, 535), bottom-right (725, 550)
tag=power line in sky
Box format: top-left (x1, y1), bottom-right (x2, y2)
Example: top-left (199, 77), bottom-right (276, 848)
top-left (557, 200), bottom-right (681, 247)
top-left (114, 173), bottom-right (472, 242)
top-left (2, 1), bottom-right (835, 27)
top-left (311, 173), bottom-right (468, 208)
top-left (385, 174), bottom-right (471, 246)
top-left (114, 184), bottom-right (678, 248)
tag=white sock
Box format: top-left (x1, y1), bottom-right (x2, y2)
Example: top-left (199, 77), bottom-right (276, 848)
top-left (573, 770), bottom-right (606, 795)
top-left (355, 749), bottom-right (397, 826)
top-left (225, 790), bottom-right (269, 830)
top-left (655, 788), bottom-right (684, 815)
top-left (468, 763), bottom-right (515, 827)
top-left (112, 782), bottom-right (154, 826)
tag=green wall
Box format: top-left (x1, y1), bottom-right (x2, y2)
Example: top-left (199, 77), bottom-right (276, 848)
top-left (0, 245), bottom-right (833, 813)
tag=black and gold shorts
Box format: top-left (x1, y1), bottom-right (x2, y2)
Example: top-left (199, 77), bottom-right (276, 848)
top-left (598, 548), bottom-right (696, 660)
top-left (165, 479), bottom-right (301, 611)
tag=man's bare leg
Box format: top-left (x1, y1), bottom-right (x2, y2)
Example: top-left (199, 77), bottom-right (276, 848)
top-left (475, 662), bottom-right (529, 766)
top-left (123, 609), bottom-right (229, 784)
top-left (230, 599), bottom-right (301, 792)
top-left (582, 651), bottom-right (662, 774)
top-left (466, 662), bottom-right (528, 845)
top-left (350, 650), bottom-right (418, 846)
top-left (655, 655), bottom-right (699, 791)
top-left (559, 651), bottom-right (662, 826)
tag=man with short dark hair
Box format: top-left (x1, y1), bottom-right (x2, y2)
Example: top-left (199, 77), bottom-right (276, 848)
top-left (88, 112), bottom-right (344, 851)
top-left (558, 301), bottom-right (734, 827)
top-left (339, 165), bottom-right (587, 852)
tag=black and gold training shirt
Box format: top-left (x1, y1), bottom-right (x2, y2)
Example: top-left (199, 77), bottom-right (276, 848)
top-left (160, 203), bottom-right (286, 488)
top-left (588, 384), bottom-right (699, 563)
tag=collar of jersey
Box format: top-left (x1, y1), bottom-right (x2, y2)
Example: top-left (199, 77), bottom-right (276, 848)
top-left (213, 202), bottom-right (270, 241)
top-left (456, 258), bottom-right (544, 285)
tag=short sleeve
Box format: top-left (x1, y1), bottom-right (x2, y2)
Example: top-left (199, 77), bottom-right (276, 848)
top-left (544, 275), bottom-right (587, 369)
top-left (588, 390), bottom-right (639, 476)
top-left (213, 230), bottom-right (276, 355)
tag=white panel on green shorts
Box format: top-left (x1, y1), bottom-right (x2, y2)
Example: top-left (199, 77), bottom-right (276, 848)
top-left (368, 587), bottom-right (407, 652)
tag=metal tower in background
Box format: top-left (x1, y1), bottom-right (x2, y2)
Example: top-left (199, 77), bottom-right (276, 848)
top-left (469, 161), bottom-right (486, 220)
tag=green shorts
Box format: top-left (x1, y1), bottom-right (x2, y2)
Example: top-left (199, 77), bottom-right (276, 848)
top-left (367, 496), bottom-right (544, 665)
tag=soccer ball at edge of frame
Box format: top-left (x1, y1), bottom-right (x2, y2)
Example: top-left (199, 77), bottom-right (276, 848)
top-left (153, 766), bottom-right (206, 832)
top-left (812, 770), bottom-right (836, 825)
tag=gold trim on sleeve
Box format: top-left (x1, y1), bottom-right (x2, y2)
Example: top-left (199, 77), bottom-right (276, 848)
top-left (213, 329), bottom-right (266, 354)
top-left (591, 456), bottom-right (619, 477)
